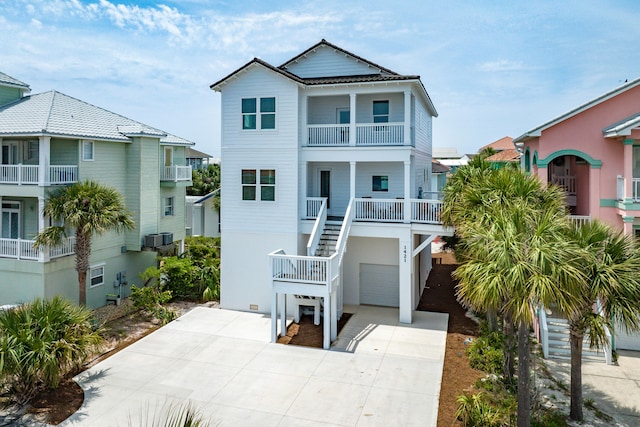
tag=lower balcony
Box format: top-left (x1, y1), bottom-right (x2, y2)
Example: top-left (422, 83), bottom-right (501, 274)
top-left (0, 236), bottom-right (75, 261)
top-left (0, 165), bottom-right (78, 185)
top-left (161, 165), bottom-right (192, 182)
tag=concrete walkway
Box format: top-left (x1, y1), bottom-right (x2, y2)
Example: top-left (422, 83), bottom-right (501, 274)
top-left (61, 306), bottom-right (448, 426)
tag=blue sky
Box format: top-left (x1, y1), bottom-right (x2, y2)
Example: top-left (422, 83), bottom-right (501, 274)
top-left (2, 0), bottom-right (640, 156)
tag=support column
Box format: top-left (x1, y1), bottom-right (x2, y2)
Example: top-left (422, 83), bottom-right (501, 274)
top-left (622, 216), bottom-right (634, 236)
top-left (323, 293), bottom-right (331, 349)
top-left (589, 167), bottom-right (601, 219)
top-left (300, 160), bottom-right (308, 218)
top-left (404, 160), bottom-right (411, 223)
top-left (279, 293), bottom-right (287, 339)
top-left (330, 289), bottom-right (337, 341)
top-left (350, 161), bottom-right (356, 201)
top-left (349, 93), bottom-right (356, 146)
top-left (271, 291), bottom-right (278, 343)
top-left (403, 90), bottom-right (411, 146)
top-left (38, 136), bottom-right (50, 186)
top-left (399, 236), bottom-right (412, 323)
top-left (623, 139), bottom-right (634, 199)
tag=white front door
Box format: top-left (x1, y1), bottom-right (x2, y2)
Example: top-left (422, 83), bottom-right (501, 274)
top-left (1, 202), bottom-right (20, 239)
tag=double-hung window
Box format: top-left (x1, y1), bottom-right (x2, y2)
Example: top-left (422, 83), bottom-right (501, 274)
top-left (373, 101), bottom-right (389, 123)
top-left (82, 140), bottom-right (94, 161)
top-left (163, 197), bottom-right (174, 216)
top-left (242, 169), bottom-right (276, 201)
top-left (89, 265), bottom-right (104, 288)
top-left (242, 97), bottom-right (276, 130)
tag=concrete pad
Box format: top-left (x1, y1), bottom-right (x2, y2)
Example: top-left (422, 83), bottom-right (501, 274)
top-left (62, 306), bottom-right (448, 426)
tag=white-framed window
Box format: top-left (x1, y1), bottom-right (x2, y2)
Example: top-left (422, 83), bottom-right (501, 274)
top-left (27, 140), bottom-right (39, 161)
top-left (82, 140), bottom-right (94, 161)
top-left (242, 169), bottom-right (276, 201)
top-left (89, 265), bottom-right (105, 288)
top-left (373, 100), bottom-right (389, 123)
top-left (372, 175), bottom-right (389, 192)
top-left (242, 97), bottom-right (276, 130)
top-left (163, 197), bottom-right (175, 216)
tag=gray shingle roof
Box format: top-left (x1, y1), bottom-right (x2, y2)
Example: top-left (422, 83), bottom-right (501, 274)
top-left (0, 72), bottom-right (30, 90)
top-left (0, 90), bottom-right (192, 145)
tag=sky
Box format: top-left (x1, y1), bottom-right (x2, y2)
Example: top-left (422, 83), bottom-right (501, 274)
top-left (2, 0), bottom-right (640, 156)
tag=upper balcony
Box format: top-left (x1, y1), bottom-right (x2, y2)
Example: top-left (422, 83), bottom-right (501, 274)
top-left (0, 164), bottom-right (78, 186)
top-left (160, 165), bottom-right (192, 182)
top-left (304, 91), bottom-right (423, 148)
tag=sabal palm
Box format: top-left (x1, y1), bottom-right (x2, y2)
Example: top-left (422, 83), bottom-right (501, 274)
top-left (449, 167), bottom-right (583, 426)
top-left (34, 181), bottom-right (134, 305)
top-left (565, 220), bottom-right (640, 421)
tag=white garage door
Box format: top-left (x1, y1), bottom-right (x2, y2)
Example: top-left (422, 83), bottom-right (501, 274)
top-left (359, 263), bottom-right (399, 307)
top-left (616, 329), bottom-right (640, 351)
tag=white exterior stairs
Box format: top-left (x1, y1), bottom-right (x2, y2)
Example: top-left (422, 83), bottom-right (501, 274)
top-left (314, 222), bottom-right (341, 257)
top-left (546, 316), bottom-right (606, 363)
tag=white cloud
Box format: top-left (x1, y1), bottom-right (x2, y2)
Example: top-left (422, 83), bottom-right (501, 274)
top-left (478, 59), bottom-right (527, 72)
top-left (30, 18), bottom-right (41, 28)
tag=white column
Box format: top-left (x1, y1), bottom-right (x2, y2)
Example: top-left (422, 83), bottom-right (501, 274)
top-left (350, 161), bottom-right (356, 201)
top-left (271, 290), bottom-right (278, 343)
top-left (330, 289), bottom-right (337, 341)
top-left (279, 293), bottom-right (287, 338)
top-left (403, 90), bottom-right (411, 146)
top-left (300, 160), bottom-right (308, 218)
top-left (404, 160), bottom-right (411, 223)
top-left (38, 136), bottom-right (51, 186)
top-left (349, 93), bottom-right (356, 146)
top-left (302, 94), bottom-right (308, 146)
top-left (323, 293), bottom-right (331, 349)
top-left (399, 236), bottom-right (412, 323)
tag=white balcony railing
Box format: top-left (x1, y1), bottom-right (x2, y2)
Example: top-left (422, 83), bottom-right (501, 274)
top-left (355, 198), bottom-right (404, 222)
top-left (308, 124), bottom-right (349, 146)
top-left (634, 178), bottom-right (640, 201)
top-left (356, 123), bottom-right (404, 146)
top-left (161, 165), bottom-right (192, 182)
top-left (411, 199), bottom-right (444, 224)
top-left (615, 176), bottom-right (640, 201)
top-left (551, 174), bottom-right (576, 194)
top-left (270, 251), bottom-right (330, 285)
top-left (0, 236), bottom-right (75, 261)
top-left (0, 164), bottom-right (78, 185)
top-left (306, 197), bottom-right (326, 219)
top-left (568, 215), bottom-right (591, 227)
top-left (617, 175), bottom-right (625, 200)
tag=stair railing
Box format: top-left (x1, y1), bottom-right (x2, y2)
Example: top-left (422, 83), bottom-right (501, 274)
top-left (539, 306), bottom-right (549, 358)
top-left (334, 198), bottom-right (355, 268)
top-left (306, 198), bottom-right (327, 256)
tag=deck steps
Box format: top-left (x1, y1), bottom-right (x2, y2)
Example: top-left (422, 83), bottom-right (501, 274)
top-left (546, 317), bottom-right (605, 363)
top-left (314, 223), bottom-right (341, 257)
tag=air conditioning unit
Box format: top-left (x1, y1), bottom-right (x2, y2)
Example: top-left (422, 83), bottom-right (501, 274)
top-left (144, 234), bottom-right (163, 248)
top-left (160, 232), bottom-right (174, 245)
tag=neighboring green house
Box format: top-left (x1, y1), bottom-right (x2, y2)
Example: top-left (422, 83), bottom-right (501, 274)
top-left (0, 72), bottom-right (193, 308)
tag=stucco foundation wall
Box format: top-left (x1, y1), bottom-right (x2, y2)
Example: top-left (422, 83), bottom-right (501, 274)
top-left (342, 236), bottom-right (399, 305)
top-left (0, 259), bottom-right (45, 305)
top-left (221, 230), bottom-right (298, 313)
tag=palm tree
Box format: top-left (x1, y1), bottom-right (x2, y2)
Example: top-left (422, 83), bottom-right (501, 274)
top-left (565, 220), bottom-right (640, 421)
top-left (188, 164), bottom-right (220, 196)
top-left (34, 181), bottom-right (134, 305)
top-left (447, 166), bottom-right (583, 426)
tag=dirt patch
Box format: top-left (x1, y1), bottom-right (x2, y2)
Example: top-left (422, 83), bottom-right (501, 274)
top-left (418, 253), bottom-right (484, 427)
top-left (277, 312), bottom-right (352, 347)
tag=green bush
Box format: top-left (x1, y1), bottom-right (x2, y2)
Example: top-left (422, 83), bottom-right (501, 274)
top-left (0, 297), bottom-right (104, 404)
top-left (466, 330), bottom-right (504, 374)
top-left (456, 393), bottom-right (503, 426)
top-left (130, 285), bottom-right (176, 325)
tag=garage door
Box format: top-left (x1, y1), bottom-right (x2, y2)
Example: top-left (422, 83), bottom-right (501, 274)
top-left (359, 263), bottom-right (399, 307)
top-left (616, 329), bottom-right (640, 351)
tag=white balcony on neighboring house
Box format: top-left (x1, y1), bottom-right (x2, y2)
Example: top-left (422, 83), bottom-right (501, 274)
top-left (0, 236), bottom-right (75, 261)
top-left (0, 164), bottom-right (78, 185)
top-left (616, 175), bottom-right (640, 201)
top-left (161, 165), bottom-right (192, 182)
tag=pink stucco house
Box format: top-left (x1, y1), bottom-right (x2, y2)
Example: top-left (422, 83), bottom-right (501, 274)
top-left (514, 78), bottom-right (640, 236)
top-left (514, 77), bottom-right (640, 353)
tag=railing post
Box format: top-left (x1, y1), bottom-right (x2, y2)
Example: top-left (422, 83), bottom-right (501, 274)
top-left (349, 93), bottom-right (356, 146)
top-left (404, 89), bottom-right (411, 145)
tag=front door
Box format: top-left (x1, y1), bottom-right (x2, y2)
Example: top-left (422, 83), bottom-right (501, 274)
top-left (320, 170), bottom-right (331, 212)
top-left (1, 202), bottom-right (20, 239)
top-left (1, 142), bottom-right (19, 165)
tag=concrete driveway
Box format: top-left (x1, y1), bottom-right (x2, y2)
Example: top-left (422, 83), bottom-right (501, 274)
top-left (61, 306), bottom-right (448, 427)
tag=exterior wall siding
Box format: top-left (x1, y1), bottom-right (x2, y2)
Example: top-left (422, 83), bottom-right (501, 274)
top-left (307, 95), bottom-right (350, 124)
top-left (0, 87), bottom-right (23, 106)
top-left (284, 46), bottom-right (382, 78)
top-left (51, 138), bottom-right (78, 165)
top-left (356, 93), bottom-right (404, 123)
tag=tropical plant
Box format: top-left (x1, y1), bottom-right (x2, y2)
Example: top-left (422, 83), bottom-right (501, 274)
top-left (456, 392), bottom-right (503, 426)
top-left (131, 400), bottom-right (211, 427)
top-left (0, 297), bottom-right (104, 404)
top-left (563, 220), bottom-right (640, 421)
top-left (130, 285), bottom-right (176, 325)
top-left (34, 181), bottom-right (134, 305)
top-left (187, 164), bottom-right (220, 197)
top-left (445, 164), bottom-right (584, 426)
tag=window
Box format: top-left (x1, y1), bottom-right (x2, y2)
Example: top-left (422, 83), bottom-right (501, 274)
top-left (89, 265), bottom-right (104, 288)
top-left (82, 140), bottom-right (94, 161)
top-left (27, 140), bottom-right (39, 161)
top-left (242, 97), bottom-right (276, 130)
top-left (163, 197), bottom-right (174, 216)
top-left (373, 101), bottom-right (389, 123)
top-left (372, 175), bottom-right (389, 192)
top-left (242, 169), bottom-right (276, 201)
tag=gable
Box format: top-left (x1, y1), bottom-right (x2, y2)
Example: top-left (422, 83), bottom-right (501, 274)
top-left (282, 44), bottom-right (390, 78)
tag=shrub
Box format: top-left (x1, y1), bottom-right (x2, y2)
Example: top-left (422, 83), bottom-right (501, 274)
top-left (466, 329), bottom-right (504, 374)
top-left (456, 393), bottom-right (503, 426)
top-left (0, 297), bottom-right (104, 404)
top-left (130, 285), bottom-right (176, 325)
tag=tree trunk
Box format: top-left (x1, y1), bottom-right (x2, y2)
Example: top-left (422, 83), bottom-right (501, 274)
top-left (74, 231), bottom-right (91, 306)
top-left (503, 315), bottom-right (516, 382)
top-left (569, 328), bottom-right (584, 421)
top-left (517, 320), bottom-right (531, 427)
top-left (487, 308), bottom-right (498, 332)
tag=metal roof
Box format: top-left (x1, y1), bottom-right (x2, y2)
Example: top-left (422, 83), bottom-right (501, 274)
top-left (0, 71), bottom-right (30, 90)
top-left (602, 112), bottom-right (640, 138)
top-left (0, 90), bottom-right (192, 145)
